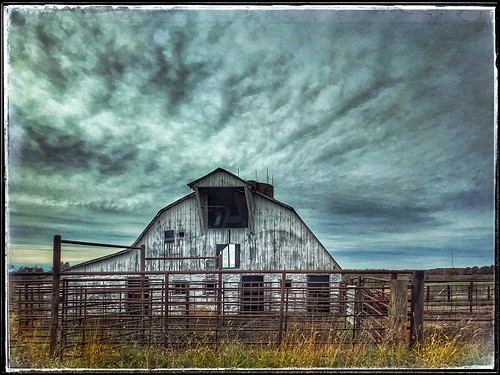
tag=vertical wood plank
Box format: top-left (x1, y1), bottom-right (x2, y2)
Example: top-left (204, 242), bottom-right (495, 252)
top-left (388, 279), bottom-right (408, 344)
top-left (410, 270), bottom-right (424, 348)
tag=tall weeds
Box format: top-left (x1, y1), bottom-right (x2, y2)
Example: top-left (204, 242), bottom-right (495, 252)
top-left (8, 323), bottom-right (494, 369)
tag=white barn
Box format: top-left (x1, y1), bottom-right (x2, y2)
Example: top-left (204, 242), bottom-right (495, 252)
top-left (71, 167), bottom-right (341, 273)
top-left (65, 168), bottom-right (341, 314)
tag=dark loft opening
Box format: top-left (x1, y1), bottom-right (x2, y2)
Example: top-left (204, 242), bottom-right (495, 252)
top-left (200, 187), bottom-right (249, 228)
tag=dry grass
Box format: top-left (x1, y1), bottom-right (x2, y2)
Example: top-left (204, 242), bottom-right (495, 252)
top-left (7, 320), bottom-right (495, 370)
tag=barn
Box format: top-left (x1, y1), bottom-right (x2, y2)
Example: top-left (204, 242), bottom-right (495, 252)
top-left (70, 167), bottom-right (341, 273)
top-left (64, 167), bottom-right (342, 314)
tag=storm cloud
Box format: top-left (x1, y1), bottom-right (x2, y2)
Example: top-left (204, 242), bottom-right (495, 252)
top-left (4, 5), bottom-right (496, 270)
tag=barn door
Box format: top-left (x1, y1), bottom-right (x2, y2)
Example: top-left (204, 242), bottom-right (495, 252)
top-left (240, 275), bottom-right (264, 312)
top-left (307, 274), bottom-right (330, 313)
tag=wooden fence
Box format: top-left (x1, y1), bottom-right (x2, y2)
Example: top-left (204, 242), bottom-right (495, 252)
top-left (7, 236), bottom-right (495, 359)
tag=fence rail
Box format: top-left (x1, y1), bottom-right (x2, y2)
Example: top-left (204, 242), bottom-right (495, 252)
top-left (9, 269), bottom-right (495, 355)
top-left (7, 236), bottom-right (495, 359)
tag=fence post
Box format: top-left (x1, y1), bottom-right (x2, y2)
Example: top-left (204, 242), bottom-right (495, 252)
top-left (140, 244), bottom-right (146, 273)
top-left (353, 277), bottom-right (363, 339)
top-left (49, 234), bottom-right (62, 357)
top-left (410, 270), bottom-right (424, 348)
top-left (216, 254), bottom-right (223, 344)
top-left (164, 273), bottom-right (170, 347)
top-left (388, 278), bottom-right (408, 344)
top-left (278, 272), bottom-right (286, 345)
top-left (140, 244), bottom-right (146, 339)
top-left (468, 281), bottom-right (473, 313)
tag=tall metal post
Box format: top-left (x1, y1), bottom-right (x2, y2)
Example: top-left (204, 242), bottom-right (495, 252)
top-left (216, 253), bottom-right (223, 344)
top-left (278, 272), bottom-right (286, 345)
top-left (140, 244), bottom-right (146, 338)
top-left (164, 273), bottom-right (170, 347)
top-left (140, 244), bottom-right (146, 274)
top-left (49, 234), bottom-right (62, 357)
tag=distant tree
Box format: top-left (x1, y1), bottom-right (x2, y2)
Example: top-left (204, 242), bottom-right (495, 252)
top-left (471, 266), bottom-right (480, 274)
top-left (15, 266), bottom-right (44, 273)
top-left (61, 261), bottom-right (70, 271)
top-left (50, 261), bottom-right (71, 271)
top-left (479, 265), bottom-right (494, 275)
top-left (426, 268), bottom-right (441, 275)
top-left (442, 268), bottom-right (453, 276)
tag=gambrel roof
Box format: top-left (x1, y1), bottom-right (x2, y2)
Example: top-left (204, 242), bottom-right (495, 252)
top-left (66, 167), bottom-right (341, 270)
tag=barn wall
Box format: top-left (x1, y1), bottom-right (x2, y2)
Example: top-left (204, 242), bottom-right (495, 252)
top-left (249, 194), bottom-right (339, 270)
top-left (69, 171), bottom-right (340, 273)
top-left (69, 249), bottom-right (140, 272)
top-left (136, 191), bottom-right (338, 272)
top-left (140, 196), bottom-right (210, 272)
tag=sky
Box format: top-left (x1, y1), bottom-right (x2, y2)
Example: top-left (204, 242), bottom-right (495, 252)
top-left (3, 5), bottom-right (497, 271)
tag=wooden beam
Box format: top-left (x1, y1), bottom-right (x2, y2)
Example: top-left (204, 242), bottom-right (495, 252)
top-left (410, 270), bottom-right (425, 348)
top-left (244, 186), bottom-right (254, 233)
top-left (389, 279), bottom-right (408, 344)
top-left (194, 187), bottom-right (206, 235)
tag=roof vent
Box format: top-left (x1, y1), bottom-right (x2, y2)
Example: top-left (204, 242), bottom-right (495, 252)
top-left (246, 180), bottom-right (274, 199)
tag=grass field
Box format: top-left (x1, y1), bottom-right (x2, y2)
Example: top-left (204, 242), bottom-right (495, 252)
top-left (7, 272), bottom-right (495, 370)
top-left (8, 321), bottom-right (495, 370)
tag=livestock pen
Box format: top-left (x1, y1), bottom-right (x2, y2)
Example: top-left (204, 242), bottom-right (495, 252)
top-left (7, 237), bottom-right (495, 360)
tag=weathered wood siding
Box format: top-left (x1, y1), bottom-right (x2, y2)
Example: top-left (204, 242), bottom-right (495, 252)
top-left (69, 250), bottom-right (140, 272)
top-left (247, 194), bottom-right (339, 270)
top-left (190, 170), bottom-right (245, 188)
top-left (136, 191), bottom-right (339, 272)
top-left (141, 196), bottom-right (209, 272)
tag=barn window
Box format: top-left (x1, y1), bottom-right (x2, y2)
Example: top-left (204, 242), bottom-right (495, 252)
top-left (199, 187), bottom-right (249, 228)
top-left (204, 278), bottom-right (217, 295)
top-left (164, 229), bottom-right (182, 256)
top-left (126, 277), bottom-right (150, 315)
top-left (164, 230), bottom-right (175, 243)
top-left (307, 274), bottom-right (330, 313)
top-left (216, 244), bottom-right (240, 268)
top-left (281, 279), bottom-right (292, 289)
top-left (171, 281), bottom-right (188, 295)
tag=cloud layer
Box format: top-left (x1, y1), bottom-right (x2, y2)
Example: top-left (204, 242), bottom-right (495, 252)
top-left (5, 5), bottom-right (496, 269)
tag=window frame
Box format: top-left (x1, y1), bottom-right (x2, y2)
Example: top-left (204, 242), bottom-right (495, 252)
top-left (216, 243), bottom-right (241, 269)
top-left (199, 187), bottom-right (249, 229)
top-left (171, 281), bottom-right (188, 295)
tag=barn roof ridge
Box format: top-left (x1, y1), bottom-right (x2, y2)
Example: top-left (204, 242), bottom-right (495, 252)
top-left (186, 166), bottom-right (249, 188)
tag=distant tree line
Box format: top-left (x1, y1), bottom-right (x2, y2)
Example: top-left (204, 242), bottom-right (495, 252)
top-left (14, 265), bottom-right (45, 273)
top-left (13, 262), bottom-right (70, 273)
top-left (425, 265), bottom-right (494, 276)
